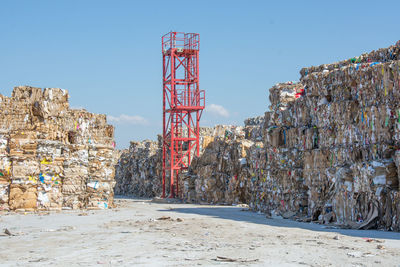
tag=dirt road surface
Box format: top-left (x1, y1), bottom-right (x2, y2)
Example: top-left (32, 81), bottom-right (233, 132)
top-left (1, 197), bottom-right (399, 266)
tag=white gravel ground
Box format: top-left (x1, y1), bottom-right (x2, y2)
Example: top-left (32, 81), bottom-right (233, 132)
top-left (0, 197), bottom-right (399, 266)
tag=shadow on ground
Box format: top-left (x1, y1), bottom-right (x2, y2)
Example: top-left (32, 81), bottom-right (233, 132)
top-left (159, 205), bottom-right (400, 240)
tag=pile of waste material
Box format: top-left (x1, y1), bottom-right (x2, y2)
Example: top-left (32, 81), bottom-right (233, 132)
top-left (249, 43), bottom-right (400, 230)
top-left (115, 42), bottom-right (400, 231)
top-left (180, 125), bottom-right (251, 204)
top-left (293, 42), bottom-right (400, 230)
top-left (0, 86), bottom-right (116, 211)
top-left (113, 127), bottom-right (230, 198)
top-left (114, 139), bottom-right (162, 197)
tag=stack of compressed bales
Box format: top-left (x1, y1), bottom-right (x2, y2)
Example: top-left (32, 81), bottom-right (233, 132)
top-left (0, 86), bottom-right (116, 211)
top-left (297, 44), bottom-right (400, 230)
top-left (114, 140), bottom-right (162, 197)
top-left (114, 126), bottom-right (250, 201)
top-left (257, 82), bottom-right (311, 217)
top-left (244, 116), bottom-right (264, 141)
top-left (62, 143), bottom-right (88, 209)
top-left (114, 42), bottom-right (400, 231)
top-left (247, 42), bottom-right (400, 229)
top-left (180, 125), bottom-right (251, 204)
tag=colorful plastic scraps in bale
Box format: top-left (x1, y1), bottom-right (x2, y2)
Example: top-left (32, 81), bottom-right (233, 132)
top-left (0, 86), bottom-right (116, 211)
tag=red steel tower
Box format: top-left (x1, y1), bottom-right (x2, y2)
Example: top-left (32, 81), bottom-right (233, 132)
top-left (162, 32), bottom-right (205, 198)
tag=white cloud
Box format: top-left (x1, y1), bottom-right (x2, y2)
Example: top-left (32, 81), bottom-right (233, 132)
top-left (108, 114), bottom-right (149, 125)
top-left (207, 104), bottom-right (229, 118)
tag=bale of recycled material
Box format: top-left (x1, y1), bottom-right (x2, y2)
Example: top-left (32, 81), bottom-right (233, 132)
top-left (0, 86), bottom-right (116, 211)
top-left (114, 41), bottom-right (400, 231)
top-left (9, 184), bottom-right (38, 211)
top-left (114, 140), bottom-right (161, 197)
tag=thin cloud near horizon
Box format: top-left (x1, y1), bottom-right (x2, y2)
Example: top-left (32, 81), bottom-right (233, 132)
top-left (108, 114), bottom-right (149, 125)
top-left (207, 103), bottom-right (230, 118)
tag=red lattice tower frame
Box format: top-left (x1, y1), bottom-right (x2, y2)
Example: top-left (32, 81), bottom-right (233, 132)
top-left (162, 32), bottom-right (205, 198)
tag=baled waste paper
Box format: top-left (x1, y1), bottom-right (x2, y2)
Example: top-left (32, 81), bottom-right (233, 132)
top-left (114, 139), bottom-right (162, 197)
top-left (115, 41), bottom-right (400, 231)
top-left (0, 86), bottom-right (116, 211)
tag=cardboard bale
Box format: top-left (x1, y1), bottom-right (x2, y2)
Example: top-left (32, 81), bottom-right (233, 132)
top-left (11, 157), bottom-right (40, 183)
top-left (62, 144), bottom-right (89, 206)
top-left (9, 184), bottom-right (37, 211)
top-left (0, 86), bottom-right (116, 211)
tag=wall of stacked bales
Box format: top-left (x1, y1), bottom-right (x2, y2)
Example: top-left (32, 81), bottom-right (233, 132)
top-left (0, 86), bottom-right (116, 211)
top-left (294, 44), bottom-right (400, 230)
top-left (114, 139), bottom-right (162, 197)
top-left (115, 43), bottom-right (400, 231)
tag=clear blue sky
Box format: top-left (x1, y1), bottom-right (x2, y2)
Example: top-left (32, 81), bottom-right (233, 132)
top-left (1, 0), bottom-right (399, 148)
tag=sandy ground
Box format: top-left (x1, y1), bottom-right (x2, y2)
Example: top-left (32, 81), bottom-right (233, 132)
top-left (0, 197), bottom-right (399, 266)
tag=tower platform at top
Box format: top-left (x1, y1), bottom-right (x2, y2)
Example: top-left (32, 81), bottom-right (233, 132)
top-left (162, 32), bottom-right (200, 54)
